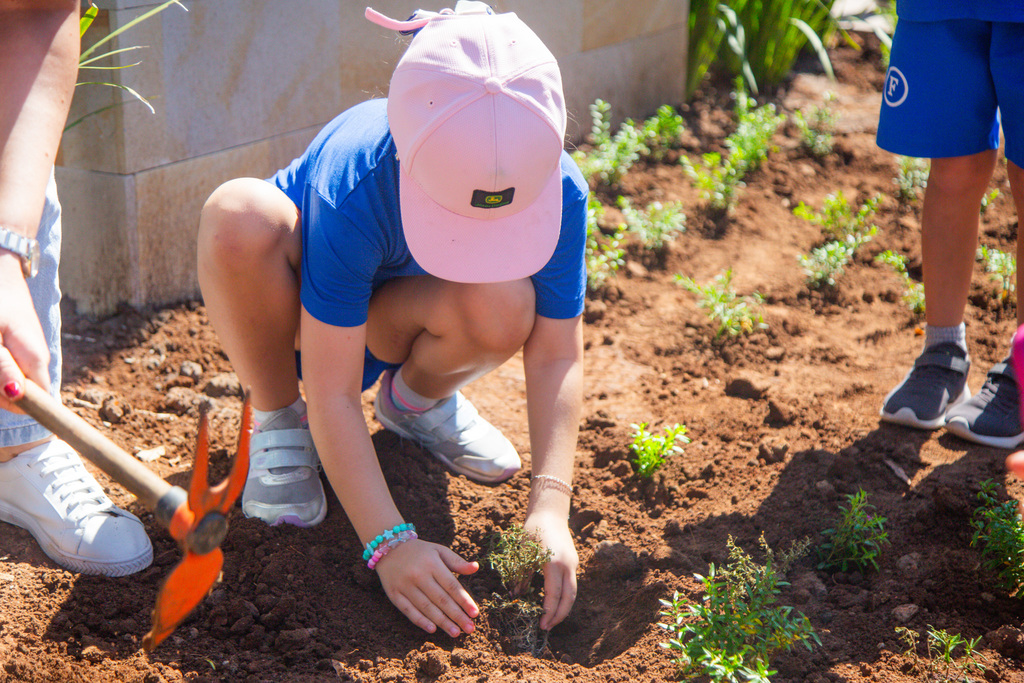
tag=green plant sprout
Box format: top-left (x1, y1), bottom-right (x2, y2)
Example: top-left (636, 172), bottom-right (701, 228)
top-left (818, 489), bottom-right (890, 573)
top-left (682, 82), bottom-right (784, 211)
top-left (628, 422), bottom-right (690, 479)
top-left (585, 196), bottom-right (625, 291)
top-left (896, 625), bottom-right (987, 682)
top-left (68, 0), bottom-right (187, 130)
top-left (976, 245), bottom-right (1016, 304)
top-left (660, 534), bottom-right (819, 683)
top-left (980, 188), bottom-right (1001, 215)
top-left (676, 268), bottom-right (767, 338)
top-left (616, 197), bottom-right (686, 250)
top-left (970, 480), bottom-right (1024, 597)
top-left (875, 250), bottom-right (925, 315)
top-left (792, 92), bottom-right (837, 158)
top-left (797, 228), bottom-right (877, 288)
top-left (894, 156), bottom-right (929, 202)
top-left (793, 191), bottom-right (881, 240)
top-left (572, 99), bottom-right (649, 186)
top-left (638, 104), bottom-right (686, 160)
top-left (487, 524), bottom-right (553, 654)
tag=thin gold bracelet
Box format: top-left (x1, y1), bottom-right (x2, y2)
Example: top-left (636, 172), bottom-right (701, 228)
top-left (532, 474), bottom-right (573, 496)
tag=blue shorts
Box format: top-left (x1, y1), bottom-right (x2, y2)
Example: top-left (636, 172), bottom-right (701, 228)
top-left (877, 19), bottom-right (1024, 166)
top-left (295, 347), bottom-right (400, 393)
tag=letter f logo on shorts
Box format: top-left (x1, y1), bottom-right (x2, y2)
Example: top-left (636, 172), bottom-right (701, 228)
top-left (884, 66), bottom-right (908, 107)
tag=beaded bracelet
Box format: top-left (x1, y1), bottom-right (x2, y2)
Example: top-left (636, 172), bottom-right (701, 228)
top-left (533, 474), bottom-right (573, 496)
top-left (362, 522), bottom-right (416, 561)
top-left (367, 529), bottom-right (418, 570)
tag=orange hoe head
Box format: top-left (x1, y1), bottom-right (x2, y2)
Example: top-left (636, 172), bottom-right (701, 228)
top-left (141, 397), bottom-right (251, 651)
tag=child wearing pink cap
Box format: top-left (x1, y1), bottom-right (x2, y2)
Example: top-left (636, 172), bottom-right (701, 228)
top-left (197, 2), bottom-right (586, 636)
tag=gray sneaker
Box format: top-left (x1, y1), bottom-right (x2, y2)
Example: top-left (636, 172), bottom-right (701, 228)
top-left (945, 358), bottom-right (1024, 449)
top-left (243, 407), bottom-right (326, 527)
top-left (374, 370), bottom-right (521, 484)
top-left (880, 342), bottom-right (971, 429)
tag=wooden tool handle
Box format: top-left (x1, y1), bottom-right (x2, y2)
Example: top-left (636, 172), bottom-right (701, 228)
top-left (16, 379), bottom-right (172, 511)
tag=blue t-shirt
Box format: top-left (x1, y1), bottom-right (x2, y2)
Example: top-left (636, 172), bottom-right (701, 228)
top-left (270, 99), bottom-right (588, 329)
top-left (897, 0), bottom-right (1024, 21)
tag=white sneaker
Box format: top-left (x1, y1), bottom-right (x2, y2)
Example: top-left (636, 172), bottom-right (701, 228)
top-left (242, 407), bottom-right (326, 527)
top-left (374, 370), bottom-right (521, 484)
top-left (0, 440), bottom-right (153, 576)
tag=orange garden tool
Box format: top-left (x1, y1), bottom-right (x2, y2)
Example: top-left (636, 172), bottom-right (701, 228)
top-left (12, 379), bottom-right (251, 651)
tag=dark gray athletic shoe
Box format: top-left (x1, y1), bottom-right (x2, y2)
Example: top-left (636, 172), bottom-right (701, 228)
top-left (945, 358), bottom-right (1024, 448)
top-left (880, 342), bottom-right (971, 429)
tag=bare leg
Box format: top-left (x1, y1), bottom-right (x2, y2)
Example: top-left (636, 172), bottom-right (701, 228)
top-left (365, 275), bottom-right (536, 399)
top-left (197, 178), bottom-right (303, 412)
top-left (921, 150), bottom-right (999, 327)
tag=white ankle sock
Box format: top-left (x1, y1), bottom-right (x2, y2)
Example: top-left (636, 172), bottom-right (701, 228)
top-left (253, 396), bottom-right (307, 431)
top-left (391, 368), bottom-right (440, 413)
top-left (925, 323), bottom-right (967, 353)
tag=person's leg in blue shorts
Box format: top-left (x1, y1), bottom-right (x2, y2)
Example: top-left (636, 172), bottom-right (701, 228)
top-left (878, 19), bottom-right (1024, 448)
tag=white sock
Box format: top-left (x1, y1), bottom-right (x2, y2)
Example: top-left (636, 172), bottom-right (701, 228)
top-left (391, 368), bottom-right (440, 413)
top-left (925, 323), bottom-right (967, 353)
top-left (252, 396), bottom-right (307, 431)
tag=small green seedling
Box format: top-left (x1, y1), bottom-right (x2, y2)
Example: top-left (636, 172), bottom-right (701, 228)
top-left (797, 228), bottom-right (876, 289)
top-left (616, 196), bottom-right (686, 250)
top-left (676, 268), bottom-right (768, 338)
top-left (639, 104), bottom-right (686, 160)
top-left (792, 92), bottom-right (837, 158)
top-left (976, 245), bottom-right (1016, 304)
top-left (970, 479), bottom-right (1024, 597)
top-left (980, 188), bottom-right (1001, 215)
top-left (894, 156), bottom-right (929, 202)
top-left (818, 489), bottom-right (890, 573)
top-left (896, 625), bottom-right (987, 682)
top-left (793, 191), bottom-right (881, 241)
top-left (572, 99), bottom-right (649, 186)
top-left (487, 524), bottom-right (554, 654)
top-left (875, 250), bottom-right (925, 315)
top-left (628, 422), bottom-right (690, 479)
top-left (660, 534), bottom-right (818, 683)
top-left (585, 196), bottom-right (625, 291)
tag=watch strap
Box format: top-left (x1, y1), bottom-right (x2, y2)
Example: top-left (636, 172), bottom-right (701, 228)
top-left (0, 226), bottom-right (40, 278)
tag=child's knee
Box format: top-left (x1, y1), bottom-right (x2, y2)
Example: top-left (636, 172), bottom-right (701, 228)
top-left (199, 178), bottom-right (292, 264)
top-left (461, 280), bottom-right (536, 352)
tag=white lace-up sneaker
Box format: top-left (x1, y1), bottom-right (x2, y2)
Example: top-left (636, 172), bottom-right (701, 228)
top-left (374, 370), bottom-right (521, 484)
top-left (0, 440), bottom-right (153, 576)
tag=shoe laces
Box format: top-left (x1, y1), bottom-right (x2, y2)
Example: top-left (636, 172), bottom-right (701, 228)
top-left (31, 449), bottom-right (111, 522)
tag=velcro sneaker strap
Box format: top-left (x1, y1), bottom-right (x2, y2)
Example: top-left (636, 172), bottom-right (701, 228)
top-left (914, 351), bottom-right (969, 375)
top-left (989, 362), bottom-right (1016, 381)
top-left (250, 429), bottom-right (317, 469)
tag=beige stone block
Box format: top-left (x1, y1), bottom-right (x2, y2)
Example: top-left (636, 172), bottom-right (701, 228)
top-left (581, 0), bottom-right (688, 52)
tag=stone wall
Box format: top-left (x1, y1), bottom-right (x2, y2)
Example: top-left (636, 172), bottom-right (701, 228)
top-left (57, 0), bottom-right (688, 314)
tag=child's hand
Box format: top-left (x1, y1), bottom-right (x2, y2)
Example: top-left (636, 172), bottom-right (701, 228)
top-left (525, 510), bottom-right (578, 630)
top-left (374, 538), bottom-right (479, 637)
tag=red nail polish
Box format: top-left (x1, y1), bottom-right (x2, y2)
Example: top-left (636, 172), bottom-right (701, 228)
top-left (3, 381), bottom-right (21, 399)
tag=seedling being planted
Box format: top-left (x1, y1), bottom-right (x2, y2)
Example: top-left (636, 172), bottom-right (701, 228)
top-left (818, 489), bottom-right (889, 573)
top-left (629, 422), bottom-right (690, 479)
top-left (676, 268), bottom-right (768, 338)
top-left (486, 524), bottom-right (553, 654)
top-left (660, 534), bottom-right (818, 683)
top-left (970, 479), bottom-right (1024, 597)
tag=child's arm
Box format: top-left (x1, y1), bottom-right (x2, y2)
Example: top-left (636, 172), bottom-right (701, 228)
top-left (299, 309), bottom-right (480, 637)
top-left (521, 313), bottom-right (584, 630)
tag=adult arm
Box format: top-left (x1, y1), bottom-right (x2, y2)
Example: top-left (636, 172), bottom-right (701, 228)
top-left (298, 308), bottom-right (480, 638)
top-left (0, 0), bottom-right (79, 411)
top-left (521, 313), bottom-right (584, 630)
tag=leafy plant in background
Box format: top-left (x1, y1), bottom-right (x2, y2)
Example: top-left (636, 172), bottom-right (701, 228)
top-left (793, 191), bottom-right (880, 241)
top-left (572, 100), bottom-right (647, 186)
top-left (486, 524), bottom-right (553, 654)
top-left (797, 227), bottom-right (876, 288)
top-left (970, 480), bottom-right (1024, 597)
top-left (896, 625), bottom-right (987, 682)
top-left (67, 0), bottom-right (186, 130)
top-left (894, 156), bottom-right (929, 202)
top-left (875, 250), bottom-right (925, 315)
top-left (639, 104), bottom-right (687, 160)
top-left (818, 489), bottom-right (890, 573)
top-left (792, 92), bottom-right (837, 157)
top-left (616, 197), bottom-right (686, 250)
top-left (686, 0), bottom-right (729, 99)
top-left (628, 422), bottom-right (690, 479)
top-left (976, 245), bottom-right (1017, 305)
top-left (585, 196), bottom-right (626, 291)
top-left (980, 188), bottom-right (1001, 215)
top-left (660, 534), bottom-right (818, 682)
top-left (676, 268), bottom-right (768, 338)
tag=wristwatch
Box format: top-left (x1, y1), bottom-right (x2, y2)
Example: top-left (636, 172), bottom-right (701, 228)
top-left (0, 225), bottom-right (40, 278)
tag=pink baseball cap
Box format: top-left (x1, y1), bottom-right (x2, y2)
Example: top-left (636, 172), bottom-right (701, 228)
top-left (366, 5), bottom-right (566, 283)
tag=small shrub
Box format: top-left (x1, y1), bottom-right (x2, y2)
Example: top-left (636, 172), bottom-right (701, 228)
top-left (976, 245), bottom-right (1016, 304)
top-left (628, 422), bottom-right (690, 479)
top-left (676, 268), bottom-right (767, 338)
top-left (616, 196), bottom-right (686, 250)
top-left (797, 228), bottom-right (876, 289)
top-left (970, 479), bottom-right (1024, 597)
top-left (896, 625), bottom-right (987, 682)
top-left (572, 99), bottom-right (648, 186)
top-left (585, 196), bottom-right (625, 291)
top-left (894, 156), bottom-right (929, 202)
top-left (640, 104), bottom-right (686, 160)
top-left (793, 191), bottom-right (881, 241)
top-left (980, 188), bottom-right (1001, 215)
top-left (818, 489), bottom-right (890, 573)
top-left (875, 250), bottom-right (925, 315)
top-left (487, 524), bottom-right (553, 654)
top-left (660, 534), bottom-right (818, 682)
top-left (792, 92), bottom-right (837, 158)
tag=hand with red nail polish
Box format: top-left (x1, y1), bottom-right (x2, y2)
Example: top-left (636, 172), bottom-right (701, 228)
top-left (0, 266), bottom-right (50, 414)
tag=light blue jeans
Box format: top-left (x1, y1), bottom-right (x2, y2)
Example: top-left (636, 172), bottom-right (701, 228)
top-left (0, 168), bottom-right (62, 447)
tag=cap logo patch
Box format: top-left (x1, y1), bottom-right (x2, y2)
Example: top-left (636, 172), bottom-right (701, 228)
top-left (471, 188), bottom-right (515, 209)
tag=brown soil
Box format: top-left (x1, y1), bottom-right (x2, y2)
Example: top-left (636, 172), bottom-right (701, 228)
top-left (5, 35), bottom-right (1024, 683)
